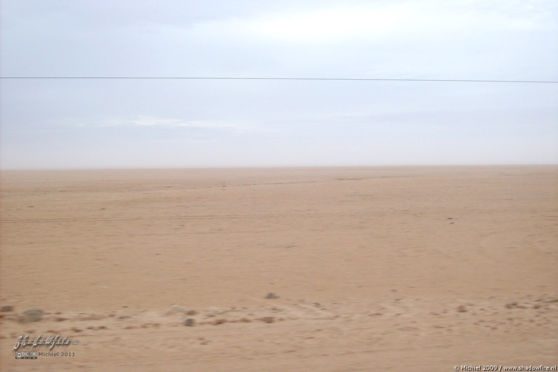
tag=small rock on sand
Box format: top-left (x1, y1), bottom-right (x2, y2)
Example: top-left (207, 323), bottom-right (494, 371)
top-left (184, 318), bottom-right (195, 327)
top-left (20, 309), bottom-right (44, 322)
top-left (1, 305), bottom-right (14, 312)
top-left (265, 293), bottom-right (279, 299)
top-left (456, 305), bottom-right (467, 313)
top-left (505, 302), bottom-right (518, 309)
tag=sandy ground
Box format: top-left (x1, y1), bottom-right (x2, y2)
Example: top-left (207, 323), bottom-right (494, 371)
top-left (0, 166), bottom-right (557, 371)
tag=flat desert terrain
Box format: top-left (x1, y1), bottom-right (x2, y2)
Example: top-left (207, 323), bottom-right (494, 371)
top-left (1, 166), bottom-right (557, 371)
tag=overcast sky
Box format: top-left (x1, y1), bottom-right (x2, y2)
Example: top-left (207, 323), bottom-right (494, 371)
top-left (1, 0), bottom-right (557, 168)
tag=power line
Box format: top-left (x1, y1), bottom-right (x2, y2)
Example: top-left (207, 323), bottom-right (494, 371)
top-left (1, 76), bottom-right (557, 84)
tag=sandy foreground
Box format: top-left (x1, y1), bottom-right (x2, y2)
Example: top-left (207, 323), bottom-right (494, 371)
top-left (0, 166), bottom-right (557, 371)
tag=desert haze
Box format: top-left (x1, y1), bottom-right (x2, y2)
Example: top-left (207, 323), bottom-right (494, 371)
top-left (1, 166), bottom-right (557, 371)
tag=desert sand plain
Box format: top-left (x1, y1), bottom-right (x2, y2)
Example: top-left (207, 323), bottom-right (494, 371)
top-left (0, 166), bottom-right (557, 371)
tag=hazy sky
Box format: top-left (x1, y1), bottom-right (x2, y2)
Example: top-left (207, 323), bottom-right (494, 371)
top-left (1, 0), bottom-right (557, 168)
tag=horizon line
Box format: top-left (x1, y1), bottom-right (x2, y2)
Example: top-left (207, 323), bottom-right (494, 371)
top-left (2, 163), bottom-right (558, 171)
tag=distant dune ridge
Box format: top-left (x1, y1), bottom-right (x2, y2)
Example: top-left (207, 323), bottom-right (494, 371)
top-left (1, 166), bottom-right (557, 371)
